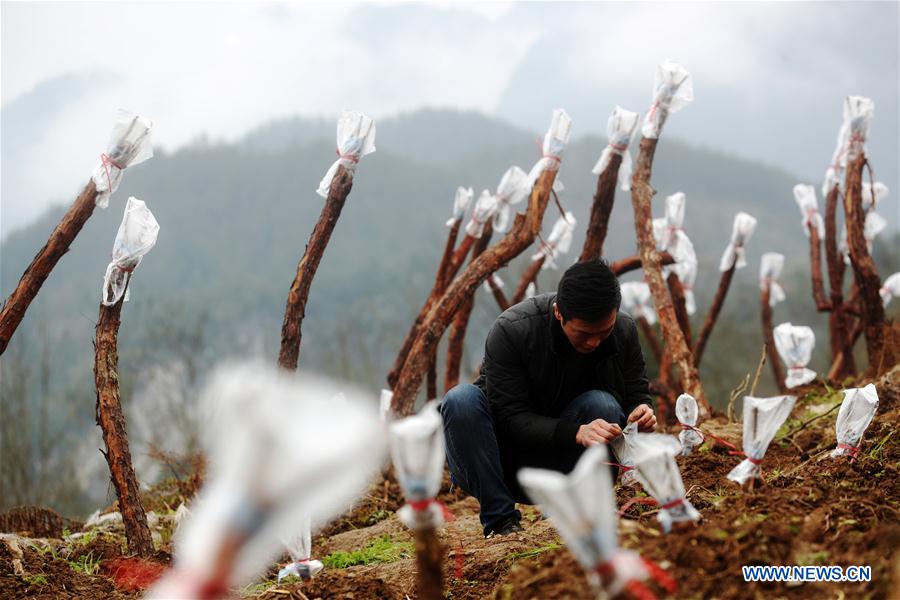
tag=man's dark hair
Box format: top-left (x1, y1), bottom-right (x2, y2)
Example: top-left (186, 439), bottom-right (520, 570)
top-left (555, 259), bottom-right (621, 322)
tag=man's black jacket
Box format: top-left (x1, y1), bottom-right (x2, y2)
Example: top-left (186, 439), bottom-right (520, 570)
top-left (474, 292), bottom-right (652, 454)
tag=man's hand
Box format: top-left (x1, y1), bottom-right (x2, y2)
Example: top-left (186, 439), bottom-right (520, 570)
top-left (576, 419), bottom-right (622, 447)
top-left (628, 404), bottom-right (657, 432)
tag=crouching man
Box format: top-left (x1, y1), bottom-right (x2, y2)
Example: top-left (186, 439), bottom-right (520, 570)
top-left (440, 259), bottom-right (657, 537)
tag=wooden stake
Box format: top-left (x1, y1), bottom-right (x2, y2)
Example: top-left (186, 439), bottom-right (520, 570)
top-left (391, 170), bottom-right (558, 415)
top-left (630, 137), bottom-right (709, 417)
top-left (1, 181), bottom-right (99, 355)
top-left (278, 166), bottom-right (353, 371)
top-left (93, 296), bottom-right (154, 558)
top-left (579, 153), bottom-right (623, 261)
top-left (693, 265), bottom-right (735, 367)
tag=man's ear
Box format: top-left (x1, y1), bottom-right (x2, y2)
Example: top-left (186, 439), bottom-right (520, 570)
top-left (552, 303), bottom-right (562, 322)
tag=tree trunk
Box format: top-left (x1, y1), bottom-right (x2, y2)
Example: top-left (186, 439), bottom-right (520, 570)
top-left (842, 155), bottom-right (886, 372)
top-left (693, 266), bottom-right (736, 367)
top-left (630, 137), bottom-right (709, 417)
top-left (760, 286), bottom-right (787, 393)
top-left (579, 153), bottom-right (623, 261)
top-left (824, 183), bottom-right (856, 377)
top-left (414, 526), bottom-right (444, 600)
top-left (1, 181), bottom-right (99, 355)
top-left (94, 298), bottom-right (154, 558)
top-left (278, 166), bottom-right (354, 371)
top-left (805, 220), bottom-right (832, 311)
top-left (391, 170), bottom-right (558, 415)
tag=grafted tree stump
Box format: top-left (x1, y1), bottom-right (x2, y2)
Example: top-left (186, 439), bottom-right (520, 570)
top-left (824, 184), bottom-right (856, 378)
top-left (94, 297), bottom-right (154, 558)
top-left (278, 167), bottom-right (353, 371)
top-left (630, 137), bottom-right (708, 417)
top-left (804, 219), bottom-right (832, 312)
top-left (760, 286), bottom-right (787, 393)
top-left (580, 153), bottom-right (623, 261)
top-left (414, 526), bottom-right (444, 600)
top-left (693, 266), bottom-right (735, 367)
top-left (1, 181), bottom-right (99, 355)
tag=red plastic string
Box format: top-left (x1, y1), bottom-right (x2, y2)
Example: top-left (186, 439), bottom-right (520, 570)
top-left (617, 497), bottom-right (658, 517)
top-left (601, 461), bottom-right (633, 472)
top-left (408, 498), bottom-right (454, 521)
top-left (660, 497), bottom-right (684, 510)
top-left (608, 142), bottom-right (628, 153)
top-left (641, 556), bottom-right (678, 594)
top-left (836, 442), bottom-right (860, 462)
top-left (680, 424), bottom-right (738, 451)
top-left (453, 538), bottom-right (464, 580)
top-left (100, 153), bottom-right (124, 192)
top-left (334, 148), bottom-right (360, 163)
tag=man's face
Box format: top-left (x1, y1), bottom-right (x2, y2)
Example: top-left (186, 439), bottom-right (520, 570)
top-left (553, 303), bottom-right (617, 354)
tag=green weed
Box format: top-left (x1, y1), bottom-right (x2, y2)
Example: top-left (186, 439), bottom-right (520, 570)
top-left (322, 535), bottom-right (413, 568)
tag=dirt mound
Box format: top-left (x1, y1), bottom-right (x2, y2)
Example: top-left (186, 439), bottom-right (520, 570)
top-left (0, 506), bottom-right (81, 539)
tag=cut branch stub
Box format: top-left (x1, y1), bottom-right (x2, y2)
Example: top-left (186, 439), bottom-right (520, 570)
top-left (278, 166), bottom-right (354, 371)
top-left (760, 286), bottom-right (787, 393)
top-left (93, 297), bottom-right (154, 557)
top-left (391, 169), bottom-right (558, 416)
top-left (630, 136), bottom-right (708, 417)
top-left (0, 181), bottom-right (99, 355)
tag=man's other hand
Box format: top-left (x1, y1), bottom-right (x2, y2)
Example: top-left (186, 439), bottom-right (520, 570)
top-left (628, 404), bottom-right (657, 432)
top-left (576, 419), bottom-right (622, 447)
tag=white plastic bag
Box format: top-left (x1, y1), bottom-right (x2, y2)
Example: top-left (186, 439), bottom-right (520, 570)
top-left (676, 394), bottom-right (703, 456)
top-left (665, 229), bottom-right (698, 315)
top-left (759, 253), bottom-right (786, 307)
top-left (389, 402), bottom-right (446, 530)
top-left (316, 110), bottom-right (376, 198)
top-left (718, 212), bottom-right (757, 272)
top-left (843, 95), bottom-right (874, 164)
top-left (91, 110), bottom-right (153, 208)
top-left (642, 60), bottom-right (693, 139)
top-left (609, 424), bottom-right (681, 487)
top-left (633, 445), bottom-right (700, 533)
top-left (793, 184), bottom-right (825, 239)
top-left (620, 282), bottom-right (657, 325)
top-left (525, 109), bottom-right (572, 189)
top-left (658, 192), bottom-right (686, 252)
top-left (831, 384), bottom-right (879, 459)
top-left (531, 212), bottom-right (577, 270)
top-left (446, 187), bottom-right (474, 227)
top-left (148, 363), bottom-right (386, 598)
top-left (278, 515), bottom-right (324, 582)
top-left (841, 210), bottom-right (888, 265)
top-left (517, 445), bottom-right (660, 596)
top-left (774, 323), bottom-right (816, 388)
top-left (861, 181), bottom-right (888, 213)
top-left (465, 190), bottom-right (498, 239)
top-left (379, 389), bottom-right (393, 423)
top-left (727, 395), bottom-right (796, 485)
top-left (493, 166), bottom-right (530, 233)
top-left (101, 197), bottom-right (159, 306)
top-left (881, 272), bottom-right (900, 307)
top-left (592, 106), bottom-right (639, 191)
top-left (525, 281), bottom-right (537, 300)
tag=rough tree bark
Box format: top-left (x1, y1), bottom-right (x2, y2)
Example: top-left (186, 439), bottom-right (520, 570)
top-left (824, 183), bottom-right (856, 377)
top-left (667, 273), bottom-right (692, 344)
top-left (579, 153), bottom-right (623, 261)
top-left (93, 297), bottom-right (154, 557)
top-left (413, 526), bottom-right (443, 600)
top-left (425, 220), bottom-right (466, 400)
top-left (0, 181), bottom-right (99, 355)
top-left (278, 167), bottom-right (353, 371)
top-left (609, 252), bottom-right (675, 276)
top-left (842, 155), bottom-right (886, 372)
top-left (388, 229), bottom-right (475, 388)
top-left (444, 224), bottom-right (494, 390)
top-left (693, 266), bottom-right (736, 367)
top-left (391, 169), bottom-right (558, 415)
top-left (630, 137), bottom-right (709, 417)
top-left (804, 220), bottom-right (832, 312)
top-left (760, 286), bottom-right (787, 393)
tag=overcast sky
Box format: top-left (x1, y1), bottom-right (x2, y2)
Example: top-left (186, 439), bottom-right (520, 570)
top-left (2, 1), bottom-right (898, 238)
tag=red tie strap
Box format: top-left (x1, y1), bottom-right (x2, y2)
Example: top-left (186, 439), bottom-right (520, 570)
top-left (836, 442), bottom-right (860, 462)
top-left (680, 423), bottom-right (739, 451)
top-left (100, 153), bottom-right (125, 192)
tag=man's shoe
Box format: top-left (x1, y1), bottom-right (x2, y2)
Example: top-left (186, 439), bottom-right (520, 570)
top-left (485, 516), bottom-right (524, 538)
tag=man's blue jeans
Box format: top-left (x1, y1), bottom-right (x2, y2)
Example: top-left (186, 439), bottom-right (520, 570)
top-left (440, 384), bottom-right (626, 535)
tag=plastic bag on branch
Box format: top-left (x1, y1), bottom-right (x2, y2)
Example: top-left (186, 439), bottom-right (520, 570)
top-left (660, 192), bottom-right (686, 251)
top-left (633, 445), bottom-right (700, 533)
top-left (278, 515), bottom-right (323, 582)
top-left (759, 252), bottom-right (786, 307)
top-left (667, 232), bottom-right (698, 315)
top-left (773, 323), bottom-right (816, 388)
top-left (91, 110), bottom-right (153, 208)
top-left (525, 109), bottom-right (572, 188)
top-left (718, 212), bottom-right (757, 272)
top-left (727, 395), bottom-right (796, 486)
top-left (525, 281), bottom-right (537, 299)
top-left (531, 212), bottom-right (577, 270)
top-left (793, 184), bottom-right (824, 239)
top-left (642, 60), bottom-right (693, 139)
top-left (620, 282), bottom-right (657, 325)
top-left (389, 402), bottom-right (447, 530)
top-left (592, 106), bottom-right (639, 191)
top-left (101, 197), bottom-right (159, 306)
top-left (148, 363), bottom-right (386, 597)
top-left (861, 181), bottom-right (888, 214)
top-left (881, 272), bottom-right (900, 307)
top-left (843, 95), bottom-right (874, 164)
top-left (831, 384), bottom-right (879, 460)
top-left (609, 424), bottom-right (680, 486)
top-left (446, 186), bottom-right (474, 227)
top-left (379, 389), bottom-right (393, 423)
top-left (841, 211), bottom-right (888, 265)
top-left (482, 273), bottom-right (504, 294)
top-left (676, 394), bottom-right (703, 456)
top-left (316, 110), bottom-right (376, 198)
top-left (517, 445), bottom-right (660, 596)
top-left (493, 166), bottom-right (530, 233)
top-left (465, 190), bottom-right (498, 239)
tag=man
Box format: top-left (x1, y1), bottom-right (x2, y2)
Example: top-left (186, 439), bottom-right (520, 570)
top-left (440, 259), bottom-right (657, 537)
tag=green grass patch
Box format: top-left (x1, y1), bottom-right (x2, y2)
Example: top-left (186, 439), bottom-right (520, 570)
top-left (504, 542), bottom-right (562, 562)
top-left (22, 574), bottom-right (48, 586)
top-left (365, 509), bottom-right (393, 526)
top-left (796, 550), bottom-right (829, 566)
top-left (68, 552), bottom-right (101, 576)
top-left (322, 535), bottom-right (413, 568)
